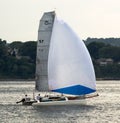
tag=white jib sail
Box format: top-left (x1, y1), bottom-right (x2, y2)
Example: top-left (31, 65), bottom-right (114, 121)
top-left (48, 16), bottom-right (96, 95)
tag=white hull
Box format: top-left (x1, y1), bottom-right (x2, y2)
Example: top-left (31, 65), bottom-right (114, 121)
top-left (32, 99), bottom-right (86, 106)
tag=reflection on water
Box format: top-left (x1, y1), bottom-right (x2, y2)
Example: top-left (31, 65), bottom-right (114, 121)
top-left (0, 81), bottom-right (120, 123)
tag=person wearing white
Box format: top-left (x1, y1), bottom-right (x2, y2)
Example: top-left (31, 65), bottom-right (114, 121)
top-left (36, 94), bottom-right (42, 102)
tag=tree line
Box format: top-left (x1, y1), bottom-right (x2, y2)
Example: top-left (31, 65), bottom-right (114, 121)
top-left (0, 38), bottom-right (120, 80)
top-left (86, 41), bottom-right (120, 79)
top-left (0, 39), bottom-right (36, 79)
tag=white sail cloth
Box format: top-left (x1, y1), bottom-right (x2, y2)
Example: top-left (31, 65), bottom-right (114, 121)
top-left (48, 16), bottom-right (96, 95)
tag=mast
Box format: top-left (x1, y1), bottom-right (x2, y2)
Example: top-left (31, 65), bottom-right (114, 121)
top-left (35, 11), bottom-right (55, 91)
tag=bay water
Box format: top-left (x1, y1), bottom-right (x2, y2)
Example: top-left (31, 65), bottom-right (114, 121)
top-left (0, 81), bottom-right (120, 123)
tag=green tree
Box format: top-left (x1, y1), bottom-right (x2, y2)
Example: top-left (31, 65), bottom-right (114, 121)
top-left (99, 46), bottom-right (120, 62)
top-left (9, 41), bottom-right (23, 49)
top-left (87, 42), bottom-right (106, 59)
top-left (15, 58), bottom-right (35, 79)
top-left (0, 39), bottom-right (7, 58)
top-left (19, 41), bottom-right (37, 62)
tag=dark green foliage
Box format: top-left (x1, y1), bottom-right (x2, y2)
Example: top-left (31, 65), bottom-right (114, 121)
top-left (95, 64), bottom-right (120, 79)
top-left (87, 42), bottom-right (106, 59)
top-left (86, 40), bottom-right (120, 79)
top-left (2, 57), bottom-right (34, 79)
top-left (0, 39), bottom-right (37, 79)
top-left (86, 37), bottom-right (120, 46)
top-left (99, 46), bottom-right (120, 62)
top-left (13, 58), bottom-right (35, 79)
top-left (0, 39), bottom-right (7, 58)
top-left (19, 41), bottom-right (37, 62)
top-left (9, 41), bottom-right (23, 49)
top-left (0, 37), bottom-right (120, 80)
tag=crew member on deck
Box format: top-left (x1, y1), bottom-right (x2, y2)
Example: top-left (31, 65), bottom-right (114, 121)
top-left (16, 94), bottom-right (30, 104)
top-left (36, 94), bottom-right (42, 102)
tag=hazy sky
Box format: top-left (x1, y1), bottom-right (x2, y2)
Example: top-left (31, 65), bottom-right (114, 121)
top-left (0, 0), bottom-right (120, 42)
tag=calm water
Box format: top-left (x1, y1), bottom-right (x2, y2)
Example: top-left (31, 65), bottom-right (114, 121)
top-left (0, 81), bottom-right (120, 123)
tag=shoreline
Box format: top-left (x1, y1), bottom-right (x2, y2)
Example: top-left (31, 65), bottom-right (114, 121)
top-left (0, 79), bottom-right (35, 81)
top-left (0, 78), bottom-right (120, 81)
top-left (96, 78), bottom-right (120, 81)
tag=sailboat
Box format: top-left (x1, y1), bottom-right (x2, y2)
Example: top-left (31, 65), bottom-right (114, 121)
top-left (33, 11), bottom-right (98, 105)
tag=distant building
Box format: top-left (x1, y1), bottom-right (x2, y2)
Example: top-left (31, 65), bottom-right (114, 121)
top-left (118, 62), bottom-right (120, 65)
top-left (97, 58), bottom-right (113, 66)
top-left (106, 58), bottom-right (113, 64)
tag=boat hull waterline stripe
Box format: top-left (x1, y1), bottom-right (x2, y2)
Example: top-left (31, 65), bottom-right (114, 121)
top-left (52, 84), bottom-right (96, 95)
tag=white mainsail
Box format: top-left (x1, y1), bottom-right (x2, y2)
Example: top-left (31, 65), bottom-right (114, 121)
top-left (36, 12), bottom-right (55, 91)
top-left (36, 11), bottom-right (96, 96)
